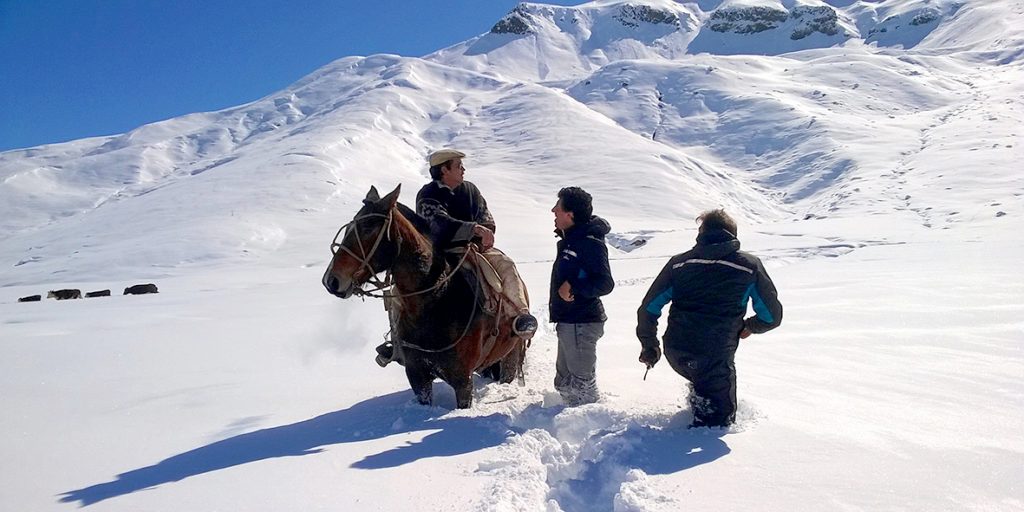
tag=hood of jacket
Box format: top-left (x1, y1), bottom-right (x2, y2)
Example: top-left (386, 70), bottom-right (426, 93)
top-left (694, 228), bottom-right (741, 259)
top-left (558, 215), bottom-right (611, 240)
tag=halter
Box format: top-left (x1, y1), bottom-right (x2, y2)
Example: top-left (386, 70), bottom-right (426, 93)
top-left (328, 206), bottom-right (491, 355)
top-left (333, 208), bottom-right (401, 294)
top-left (329, 208), bottom-right (472, 300)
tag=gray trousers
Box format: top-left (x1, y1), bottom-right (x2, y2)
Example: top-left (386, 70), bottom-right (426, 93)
top-left (554, 322), bottom-right (604, 405)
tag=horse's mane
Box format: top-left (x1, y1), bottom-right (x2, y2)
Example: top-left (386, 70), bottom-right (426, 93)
top-left (395, 202), bottom-right (432, 236)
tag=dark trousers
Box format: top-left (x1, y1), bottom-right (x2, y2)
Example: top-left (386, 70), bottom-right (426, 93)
top-left (665, 347), bottom-right (737, 427)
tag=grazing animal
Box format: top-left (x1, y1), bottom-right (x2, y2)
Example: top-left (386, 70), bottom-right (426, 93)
top-left (322, 185), bottom-right (531, 409)
top-left (123, 283), bottom-right (158, 295)
top-left (47, 289), bottom-right (82, 300)
top-left (85, 290), bottom-right (111, 298)
top-left (18, 295), bottom-right (42, 302)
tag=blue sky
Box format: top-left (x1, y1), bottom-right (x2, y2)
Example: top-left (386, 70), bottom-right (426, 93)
top-left (0, 0), bottom-right (580, 152)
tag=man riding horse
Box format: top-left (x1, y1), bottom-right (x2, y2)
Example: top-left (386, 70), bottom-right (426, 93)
top-left (374, 149), bottom-right (538, 367)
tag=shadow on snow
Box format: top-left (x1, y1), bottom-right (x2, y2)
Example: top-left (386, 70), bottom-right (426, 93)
top-left (510, 404), bottom-right (731, 512)
top-left (58, 388), bottom-right (512, 507)
top-left (60, 389), bottom-right (732, 508)
top-left (553, 420), bottom-right (732, 512)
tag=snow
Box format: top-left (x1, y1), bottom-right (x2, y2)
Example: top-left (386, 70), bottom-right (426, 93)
top-left (1, 0), bottom-right (1022, 510)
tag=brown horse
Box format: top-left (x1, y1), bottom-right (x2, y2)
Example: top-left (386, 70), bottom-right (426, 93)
top-left (322, 184), bottom-right (528, 408)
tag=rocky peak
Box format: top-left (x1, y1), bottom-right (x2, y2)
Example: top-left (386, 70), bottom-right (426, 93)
top-left (491, 4), bottom-right (536, 35)
top-left (708, 6), bottom-right (789, 34)
top-left (707, 3), bottom-right (843, 40)
top-left (613, 4), bottom-right (682, 29)
top-left (790, 6), bottom-right (840, 40)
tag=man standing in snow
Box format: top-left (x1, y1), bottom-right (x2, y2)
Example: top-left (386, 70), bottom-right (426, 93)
top-left (374, 149), bottom-right (538, 366)
top-left (636, 209), bottom-right (782, 428)
top-left (550, 187), bottom-right (614, 405)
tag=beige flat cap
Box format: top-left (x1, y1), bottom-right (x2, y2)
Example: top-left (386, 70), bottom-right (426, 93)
top-left (428, 149), bottom-right (466, 167)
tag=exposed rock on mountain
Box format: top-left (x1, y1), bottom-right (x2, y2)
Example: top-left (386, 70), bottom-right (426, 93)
top-left (491, 5), bottom-right (536, 34)
top-left (613, 4), bottom-right (682, 28)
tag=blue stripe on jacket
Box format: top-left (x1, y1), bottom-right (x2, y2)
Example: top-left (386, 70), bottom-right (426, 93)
top-left (742, 283), bottom-right (774, 323)
top-left (645, 286), bottom-right (674, 317)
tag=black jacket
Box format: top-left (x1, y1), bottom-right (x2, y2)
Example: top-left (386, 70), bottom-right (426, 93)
top-left (636, 229), bottom-right (782, 354)
top-left (549, 216), bottom-right (615, 324)
top-left (416, 180), bottom-right (495, 248)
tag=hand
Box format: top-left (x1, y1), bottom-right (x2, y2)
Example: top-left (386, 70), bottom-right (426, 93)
top-left (558, 281), bottom-right (574, 302)
top-left (739, 328), bottom-right (752, 339)
top-left (473, 224), bottom-right (494, 250)
top-left (639, 346), bottom-right (661, 368)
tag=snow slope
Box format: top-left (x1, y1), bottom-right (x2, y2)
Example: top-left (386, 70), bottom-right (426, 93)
top-left (1, 0), bottom-right (1022, 510)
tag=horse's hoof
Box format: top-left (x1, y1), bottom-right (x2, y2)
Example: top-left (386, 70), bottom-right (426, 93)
top-left (375, 354), bottom-right (391, 367)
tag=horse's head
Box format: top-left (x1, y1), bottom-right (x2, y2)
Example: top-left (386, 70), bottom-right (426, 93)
top-left (322, 184), bottom-right (402, 299)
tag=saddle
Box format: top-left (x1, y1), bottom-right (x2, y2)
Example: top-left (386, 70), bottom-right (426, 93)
top-left (382, 244), bottom-right (528, 344)
top-left (452, 245), bottom-right (507, 316)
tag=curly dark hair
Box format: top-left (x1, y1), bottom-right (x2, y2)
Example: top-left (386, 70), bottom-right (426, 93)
top-left (557, 187), bottom-right (593, 222)
top-left (697, 209), bottom-right (737, 236)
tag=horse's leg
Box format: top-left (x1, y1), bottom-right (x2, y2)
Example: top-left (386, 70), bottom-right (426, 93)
top-left (405, 363), bottom-right (434, 406)
top-left (451, 376), bottom-right (473, 409)
top-left (497, 339), bottom-right (525, 385)
top-left (479, 361), bottom-right (501, 382)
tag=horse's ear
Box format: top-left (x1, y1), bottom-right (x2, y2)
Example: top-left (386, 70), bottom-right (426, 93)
top-left (381, 184), bottom-right (401, 209)
top-left (365, 186), bottom-right (380, 203)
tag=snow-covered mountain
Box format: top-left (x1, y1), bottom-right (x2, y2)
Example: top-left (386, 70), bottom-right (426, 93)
top-left (1, 0), bottom-right (1019, 283)
top-left (1, 1), bottom-right (1022, 511)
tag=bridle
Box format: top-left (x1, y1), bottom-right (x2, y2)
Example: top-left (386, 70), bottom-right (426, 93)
top-left (327, 205), bottom-right (488, 354)
top-left (330, 211), bottom-right (396, 297)
top-left (328, 207), bottom-right (472, 300)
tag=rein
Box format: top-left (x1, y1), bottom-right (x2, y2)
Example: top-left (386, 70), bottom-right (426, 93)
top-left (330, 210), bottom-right (474, 300)
top-left (396, 267), bottom-right (484, 353)
top-left (329, 207), bottom-right (488, 354)
top-left (361, 247), bottom-right (473, 300)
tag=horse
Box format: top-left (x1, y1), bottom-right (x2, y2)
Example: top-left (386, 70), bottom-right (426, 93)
top-left (124, 283), bottom-right (159, 295)
top-left (47, 289), bottom-right (82, 300)
top-left (322, 184), bottom-right (529, 408)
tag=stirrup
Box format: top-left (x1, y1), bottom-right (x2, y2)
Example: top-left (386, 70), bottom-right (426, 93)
top-left (513, 314), bottom-right (538, 337)
top-left (375, 343), bottom-right (394, 367)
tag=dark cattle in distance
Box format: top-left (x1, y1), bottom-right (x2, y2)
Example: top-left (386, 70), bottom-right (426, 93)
top-left (85, 290), bottom-right (111, 298)
top-left (18, 295), bottom-right (42, 302)
top-left (124, 283), bottom-right (159, 295)
top-left (48, 289), bottom-right (82, 300)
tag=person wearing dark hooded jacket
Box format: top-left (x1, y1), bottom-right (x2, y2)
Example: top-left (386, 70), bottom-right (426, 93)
top-left (637, 209), bottom-right (782, 428)
top-left (550, 187), bottom-right (614, 405)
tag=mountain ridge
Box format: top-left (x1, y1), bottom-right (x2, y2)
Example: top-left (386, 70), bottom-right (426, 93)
top-left (0, 0), bottom-right (1020, 284)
